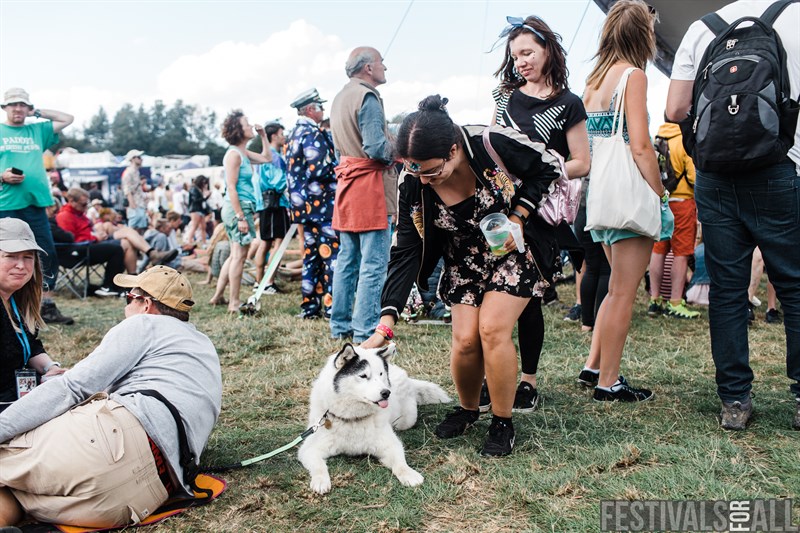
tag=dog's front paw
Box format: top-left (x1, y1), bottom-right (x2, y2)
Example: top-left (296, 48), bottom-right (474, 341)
top-left (396, 468), bottom-right (424, 487)
top-left (309, 474), bottom-right (332, 495)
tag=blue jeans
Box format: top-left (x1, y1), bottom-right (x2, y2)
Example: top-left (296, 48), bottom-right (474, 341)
top-left (695, 160), bottom-right (800, 402)
top-left (0, 206), bottom-right (58, 291)
top-left (330, 222), bottom-right (391, 342)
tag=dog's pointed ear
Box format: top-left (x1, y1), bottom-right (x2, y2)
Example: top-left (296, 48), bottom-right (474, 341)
top-left (334, 343), bottom-right (359, 370)
top-left (375, 342), bottom-right (396, 362)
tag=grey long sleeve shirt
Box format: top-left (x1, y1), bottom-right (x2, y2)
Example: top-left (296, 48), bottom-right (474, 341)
top-left (0, 314), bottom-right (222, 495)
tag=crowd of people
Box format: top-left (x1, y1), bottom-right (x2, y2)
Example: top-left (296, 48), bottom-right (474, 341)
top-left (1, 0), bottom-right (799, 528)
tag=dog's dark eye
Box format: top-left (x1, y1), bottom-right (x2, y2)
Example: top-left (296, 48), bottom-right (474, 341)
top-left (359, 374), bottom-right (368, 379)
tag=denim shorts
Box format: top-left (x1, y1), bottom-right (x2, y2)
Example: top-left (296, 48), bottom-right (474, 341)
top-left (126, 207), bottom-right (148, 229)
top-left (221, 200), bottom-right (256, 246)
top-left (591, 203), bottom-right (675, 246)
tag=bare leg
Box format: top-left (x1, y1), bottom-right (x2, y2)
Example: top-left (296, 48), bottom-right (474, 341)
top-left (595, 237), bottom-right (653, 388)
top-left (185, 213), bottom-right (202, 245)
top-left (479, 292), bottom-right (530, 418)
top-left (767, 281), bottom-right (777, 310)
top-left (209, 256), bottom-right (231, 304)
top-left (449, 304), bottom-right (484, 411)
top-left (649, 252), bottom-right (665, 299)
top-left (266, 238), bottom-right (283, 285)
top-left (119, 238), bottom-right (137, 274)
top-left (670, 255), bottom-right (690, 305)
top-left (0, 487), bottom-right (24, 526)
top-left (254, 239), bottom-right (269, 283)
top-left (227, 241), bottom-right (247, 311)
top-left (113, 227), bottom-right (153, 255)
top-left (748, 247), bottom-right (764, 303)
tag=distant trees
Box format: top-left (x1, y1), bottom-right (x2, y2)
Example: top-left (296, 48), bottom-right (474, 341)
top-left (57, 100), bottom-right (227, 164)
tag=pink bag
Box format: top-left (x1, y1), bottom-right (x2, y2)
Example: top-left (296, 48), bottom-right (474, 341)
top-left (481, 127), bottom-right (579, 226)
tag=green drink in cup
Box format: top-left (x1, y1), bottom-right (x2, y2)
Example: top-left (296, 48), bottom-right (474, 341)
top-left (480, 213), bottom-right (512, 256)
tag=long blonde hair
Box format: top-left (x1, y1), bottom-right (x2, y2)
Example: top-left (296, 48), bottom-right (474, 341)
top-left (586, 0), bottom-right (658, 89)
top-left (2, 252), bottom-right (45, 334)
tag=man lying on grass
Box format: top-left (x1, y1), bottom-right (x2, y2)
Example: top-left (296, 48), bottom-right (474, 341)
top-left (0, 266), bottom-right (222, 528)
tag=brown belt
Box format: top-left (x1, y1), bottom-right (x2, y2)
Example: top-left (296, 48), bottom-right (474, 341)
top-left (148, 435), bottom-right (176, 495)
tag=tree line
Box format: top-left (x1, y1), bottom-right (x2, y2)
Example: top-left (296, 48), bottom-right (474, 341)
top-left (57, 100), bottom-right (228, 164)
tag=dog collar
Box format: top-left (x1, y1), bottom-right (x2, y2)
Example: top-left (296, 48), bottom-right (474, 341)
top-left (325, 410), bottom-right (372, 425)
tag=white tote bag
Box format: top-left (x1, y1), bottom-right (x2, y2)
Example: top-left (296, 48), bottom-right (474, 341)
top-left (585, 68), bottom-right (661, 240)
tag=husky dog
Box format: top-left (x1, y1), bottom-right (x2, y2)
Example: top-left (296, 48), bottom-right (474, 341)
top-left (298, 343), bottom-right (450, 494)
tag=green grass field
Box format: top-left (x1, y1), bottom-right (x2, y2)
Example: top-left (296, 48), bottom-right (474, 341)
top-left (41, 272), bottom-right (799, 532)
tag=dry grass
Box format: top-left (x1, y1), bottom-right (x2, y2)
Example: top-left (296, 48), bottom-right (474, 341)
top-left (38, 272), bottom-right (800, 532)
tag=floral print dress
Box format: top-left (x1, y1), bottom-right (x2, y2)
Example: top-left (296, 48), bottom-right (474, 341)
top-left (433, 174), bottom-right (544, 307)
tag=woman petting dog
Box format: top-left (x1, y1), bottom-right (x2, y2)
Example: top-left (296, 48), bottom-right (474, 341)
top-left (362, 95), bottom-right (561, 456)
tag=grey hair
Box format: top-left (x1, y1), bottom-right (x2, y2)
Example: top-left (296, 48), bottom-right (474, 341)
top-left (345, 50), bottom-right (375, 78)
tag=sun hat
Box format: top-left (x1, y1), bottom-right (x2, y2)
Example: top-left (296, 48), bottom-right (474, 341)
top-left (114, 265), bottom-right (194, 312)
top-left (0, 218), bottom-right (45, 254)
top-left (1, 87), bottom-right (32, 107)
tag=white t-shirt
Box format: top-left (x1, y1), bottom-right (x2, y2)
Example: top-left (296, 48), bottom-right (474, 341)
top-left (172, 189), bottom-right (188, 215)
top-left (671, 0), bottom-right (800, 167)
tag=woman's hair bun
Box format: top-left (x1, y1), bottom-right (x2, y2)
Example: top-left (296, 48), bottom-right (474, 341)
top-left (418, 95), bottom-right (449, 113)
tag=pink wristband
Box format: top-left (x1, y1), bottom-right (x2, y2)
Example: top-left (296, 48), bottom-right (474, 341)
top-left (376, 324), bottom-right (394, 340)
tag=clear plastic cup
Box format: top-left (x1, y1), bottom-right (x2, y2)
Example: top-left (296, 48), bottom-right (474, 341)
top-left (480, 213), bottom-right (512, 256)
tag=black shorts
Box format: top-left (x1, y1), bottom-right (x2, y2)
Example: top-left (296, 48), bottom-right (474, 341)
top-left (259, 208), bottom-right (291, 241)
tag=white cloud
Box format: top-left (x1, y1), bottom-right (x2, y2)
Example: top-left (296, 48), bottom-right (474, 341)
top-left (156, 20), bottom-right (349, 126)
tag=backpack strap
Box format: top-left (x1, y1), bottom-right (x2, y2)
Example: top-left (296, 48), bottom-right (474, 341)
top-left (701, 12), bottom-right (728, 35)
top-left (481, 126), bottom-right (518, 181)
top-left (133, 389), bottom-right (214, 502)
top-left (761, 0), bottom-right (798, 27)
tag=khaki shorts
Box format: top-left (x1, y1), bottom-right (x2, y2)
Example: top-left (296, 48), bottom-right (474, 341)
top-left (0, 393), bottom-right (168, 527)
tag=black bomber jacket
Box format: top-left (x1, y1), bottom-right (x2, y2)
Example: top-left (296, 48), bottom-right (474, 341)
top-left (380, 124), bottom-right (562, 320)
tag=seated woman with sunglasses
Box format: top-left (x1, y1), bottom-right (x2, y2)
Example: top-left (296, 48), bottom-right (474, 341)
top-left (361, 95), bottom-right (561, 456)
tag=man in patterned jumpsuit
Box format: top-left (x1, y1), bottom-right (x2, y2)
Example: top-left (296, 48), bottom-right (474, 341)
top-left (286, 88), bottom-right (339, 319)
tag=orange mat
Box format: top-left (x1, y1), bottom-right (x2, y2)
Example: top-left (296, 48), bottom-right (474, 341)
top-left (50, 473), bottom-right (226, 533)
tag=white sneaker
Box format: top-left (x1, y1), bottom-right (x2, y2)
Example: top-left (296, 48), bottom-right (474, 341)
top-left (94, 287), bottom-right (119, 297)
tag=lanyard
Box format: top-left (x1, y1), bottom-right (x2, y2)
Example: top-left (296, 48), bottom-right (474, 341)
top-left (9, 296), bottom-right (32, 365)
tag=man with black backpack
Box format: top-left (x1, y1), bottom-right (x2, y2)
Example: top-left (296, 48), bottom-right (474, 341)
top-left (666, 0), bottom-right (800, 432)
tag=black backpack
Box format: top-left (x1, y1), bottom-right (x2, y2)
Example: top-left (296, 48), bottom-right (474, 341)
top-left (654, 134), bottom-right (689, 193)
top-left (681, 0), bottom-right (800, 173)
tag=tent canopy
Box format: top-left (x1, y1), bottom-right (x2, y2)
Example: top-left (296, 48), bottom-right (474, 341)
top-left (592, 0), bottom-right (731, 76)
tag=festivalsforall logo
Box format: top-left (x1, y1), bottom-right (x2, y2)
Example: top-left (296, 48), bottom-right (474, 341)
top-left (600, 499), bottom-right (797, 532)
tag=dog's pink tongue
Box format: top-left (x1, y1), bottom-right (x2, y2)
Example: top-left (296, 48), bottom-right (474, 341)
top-left (378, 399), bottom-right (389, 409)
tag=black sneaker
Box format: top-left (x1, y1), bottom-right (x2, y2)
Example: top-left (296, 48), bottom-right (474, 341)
top-left (577, 369), bottom-right (599, 387)
top-left (512, 382), bottom-right (540, 413)
top-left (480, 417), bottom-right (515, 457)
top-left (563, 304), bottom-right (582, 322)
top-left (41, 301), bottom-right (74, 325)
top-left (593, 380), bottom-right (654, 402)
top-left (478, 380), bottom-right (491, 413)
top-left (434, 407), bottom-right (479, 439)
top-left (765, 308), bottom-right (782, 324)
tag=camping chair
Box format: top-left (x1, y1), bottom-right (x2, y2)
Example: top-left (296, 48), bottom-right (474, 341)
top-left (54, 242), bottom-right (102, 299)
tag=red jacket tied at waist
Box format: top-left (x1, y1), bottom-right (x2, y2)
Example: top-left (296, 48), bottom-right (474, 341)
top-left (332, 156), bottom-right (389, 232)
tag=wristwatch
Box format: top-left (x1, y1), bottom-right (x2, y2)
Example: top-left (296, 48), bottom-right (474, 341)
top-left (42, 361), bottom-right (61, 373)
top-left (236, 214), bottom-right (245, 221)
top-left (33, 109), bottom-right (42, 119)
top-left (510, 208), bottom-right (528, 225)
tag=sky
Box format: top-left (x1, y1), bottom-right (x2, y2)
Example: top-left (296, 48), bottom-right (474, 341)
top-left (0, 0), bottom-right (672, 143)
